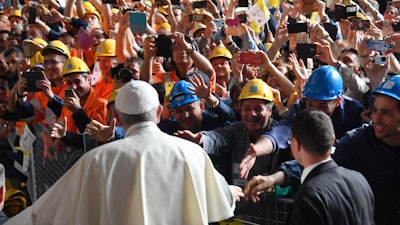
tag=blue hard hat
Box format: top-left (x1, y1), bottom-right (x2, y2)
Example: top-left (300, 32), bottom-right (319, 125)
top-left (169, 80), bottom-right (200, 109)
top-left (372, 75), bottom-right (400, 101)
top-left (302, 65), bottom-right (344, 100)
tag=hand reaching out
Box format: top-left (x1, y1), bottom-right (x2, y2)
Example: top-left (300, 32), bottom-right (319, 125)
top-left (51, 117), bottom-right (67, 139)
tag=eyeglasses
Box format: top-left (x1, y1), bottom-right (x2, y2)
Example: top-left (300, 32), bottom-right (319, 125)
top-left (43, 60), bottom-right (63, 66)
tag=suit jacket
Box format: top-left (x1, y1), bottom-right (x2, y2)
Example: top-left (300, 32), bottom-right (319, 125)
top-left (288, 160), bottom-right (375, 225)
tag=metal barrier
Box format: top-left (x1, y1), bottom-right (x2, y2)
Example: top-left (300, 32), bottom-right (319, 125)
top-left (235, 198), bottom-right (293, 225)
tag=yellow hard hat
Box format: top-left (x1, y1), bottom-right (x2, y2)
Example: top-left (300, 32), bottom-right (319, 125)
top-left (239, 78), bottom-right (274, 102)
top-left (83, 1), bottom-right (96, 11)
top-left (95, 39), bottom-right (116, 57)
top-left (158, 6), bottom-right (168, 16)
top-left (107, 88), bottom-right (120, 106)
top-left (191, 23), bottom-right (206, 37)
top-left (30, 51), bottom-right (44, 66)
top-left (62, 57), bottom-right (90, 76)
top-left (32, 38), bottom-right (48, 47)
top-left (157, 22), bottom-right (171, 32)
top-left (83, 9), bottom-right (102, 23)
top-left (111, 8), bottom-right (119, 14)
top-left (209, 46), bottom-right (232, 61)
top-left (10, 9), bottom-right (22, 18)
top-left (41, 40), bottom-right (71, 58)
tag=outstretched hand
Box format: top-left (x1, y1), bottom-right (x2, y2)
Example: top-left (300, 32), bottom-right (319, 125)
top-left (86, 118), bottom-right (116, 143)
top-left (239, 143), bottom-right (257, 179)
top-left (243, 175), bottom-right (276, 203)
top-left (51, 117), bottom-right (67, 139)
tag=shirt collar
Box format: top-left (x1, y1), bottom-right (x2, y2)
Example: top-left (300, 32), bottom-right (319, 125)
top-left (301, 158), bottom-right (332, 184)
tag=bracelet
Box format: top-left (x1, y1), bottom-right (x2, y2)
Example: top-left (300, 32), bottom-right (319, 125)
top-left (279, 107), bottom-right (289, 117)
top-left (186, 47), bottom-right (195, 55)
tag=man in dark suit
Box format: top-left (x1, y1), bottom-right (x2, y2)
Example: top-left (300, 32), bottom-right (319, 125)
top-left (287, 109), bottom-right (375, 225)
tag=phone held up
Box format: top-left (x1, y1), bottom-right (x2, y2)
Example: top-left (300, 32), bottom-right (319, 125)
top-left (65, 89), bottom-right (74, 98)
top-left (239, 52), bottom-right (262, 64)
top-left (366, 40), bottom-right (394, 52)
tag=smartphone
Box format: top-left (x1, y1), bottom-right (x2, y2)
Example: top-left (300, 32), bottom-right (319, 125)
top-left (212, 18), bottom-right (225, 29)
top-left (374, 55), bottom-right (387, 65)
top-left (350, 19), bottom-right (370, 30)
top-left (227, 18), bottom-right (240, 26)
top-left (189, 14), bottom-right (204, 22)
top-left (296, 43), bottom-right (317, 59)
top-left (211, 29), bottom-right (226, 41)
top-left (239, 52), bottom-right (262, 64)
top-left (238, 0), bottom-right (248, 7)
top-left (366, 40), bottom-right (394, 52)
top-left (193, 0), bottom-right (207, 8)
top-left (335, 4), bottom-right (356, 20)
top-left (287, 22), bottom-right (308, 33)
top-left (130, 12), bottom-right (147, 33)
top-left (28, 7), bottom-right (37, 24)
top-left (22, 72), bottom-right (43, 92)
top-left (155, 35), bottom-right (172, 57)
top-left (22, 42), bottom-right (33, 58)
top-left (65, 89), bottom-right (74, 97)
top-left (165, 81), bottom-right (174, 96)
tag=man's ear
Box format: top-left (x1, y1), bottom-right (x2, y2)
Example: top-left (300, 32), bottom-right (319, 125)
top-left (156, 104), bottom-right (164, 123)
top-left (291, 137), bottom-right (301, 153)
top-left (114, 111), bottom-right (122, 127)
top-left (199, 101), bottom-right (205, 110)
top-left (335, 96), bottom-right (342, 107)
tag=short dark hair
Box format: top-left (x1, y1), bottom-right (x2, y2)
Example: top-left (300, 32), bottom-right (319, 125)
top-left (341, 48), bottom-right (358, 55)
top-left (291, 109), bottom-right (335, 156)
top-left (4, 46), bottom-right (23, 58)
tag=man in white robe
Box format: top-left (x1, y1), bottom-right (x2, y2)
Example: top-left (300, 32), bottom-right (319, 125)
top-left (6, 80), bottom-right (236, 225)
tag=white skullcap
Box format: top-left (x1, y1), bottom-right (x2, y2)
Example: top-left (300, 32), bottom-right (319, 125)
top-left (115, 80), bottom-right (160, 115)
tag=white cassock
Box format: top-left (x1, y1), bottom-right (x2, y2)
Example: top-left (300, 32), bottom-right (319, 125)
top-left (6, 121), bottom-right (235, 225)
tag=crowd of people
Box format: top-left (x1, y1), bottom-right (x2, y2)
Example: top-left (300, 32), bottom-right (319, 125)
top-left (0, 0), bottom-right (399, 224)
